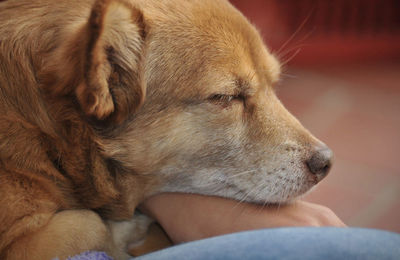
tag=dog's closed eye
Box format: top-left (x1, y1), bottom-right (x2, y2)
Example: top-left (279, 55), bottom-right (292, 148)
top-left (208, 94), bottom-right (244, 107)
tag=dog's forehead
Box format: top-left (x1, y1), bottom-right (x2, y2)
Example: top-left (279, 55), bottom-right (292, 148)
top-left (142, 0), bottom-right (280, 97)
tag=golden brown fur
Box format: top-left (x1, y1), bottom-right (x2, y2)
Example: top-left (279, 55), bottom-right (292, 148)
top-left (0, 0), bottom-right (332, 259)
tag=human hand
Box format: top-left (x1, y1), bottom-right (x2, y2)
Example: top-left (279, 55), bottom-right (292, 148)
top-left (139, 193), bottom-right (346, 244)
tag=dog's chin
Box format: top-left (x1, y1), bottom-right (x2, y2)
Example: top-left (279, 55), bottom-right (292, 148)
top-left (223, 182), bottom-right (316, 205)
top-left (160, 175), bottom-right (317, 206)
top-left (246, 185), bottom-right (317, 205)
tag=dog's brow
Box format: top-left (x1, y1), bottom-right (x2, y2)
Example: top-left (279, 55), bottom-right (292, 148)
top-left (234, 75), bottom-right (258, 96)
top-left (270, 72), bottom-right (281, 85)
top-left (233, 77), bottom-right (248, 94)
top-left (234, 78), bottom-right (244, 88)
top-left (267, 62), bottom-right (281, 85)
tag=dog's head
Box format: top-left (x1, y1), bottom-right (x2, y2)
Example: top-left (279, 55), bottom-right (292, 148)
top-left (52, 0), bottom-right (333, 204)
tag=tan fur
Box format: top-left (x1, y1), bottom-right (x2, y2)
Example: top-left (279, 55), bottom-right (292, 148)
top-left (0, 0), bottom-right (331, 259)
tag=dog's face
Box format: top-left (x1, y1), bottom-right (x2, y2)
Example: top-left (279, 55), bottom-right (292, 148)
top-left (39, 0), bottom-right (332, 205)
top-left (92, 0), bottom-right (333, 204)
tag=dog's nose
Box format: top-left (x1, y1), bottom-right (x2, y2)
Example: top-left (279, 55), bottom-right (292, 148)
top-left (306, 146), bottom-right (333, 181)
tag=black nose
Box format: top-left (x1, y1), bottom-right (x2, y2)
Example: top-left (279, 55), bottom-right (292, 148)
top-left (306, 147), bottom-right (333, 181)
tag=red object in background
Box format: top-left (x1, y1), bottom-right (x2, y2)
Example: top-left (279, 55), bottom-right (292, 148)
top-left (230, 0), bottom-right (400, 65)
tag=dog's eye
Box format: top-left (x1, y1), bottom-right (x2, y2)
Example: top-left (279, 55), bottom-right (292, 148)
top-left (210, 94), bottom-right (234, 102)
top-left (208, 94), bottom-right (243, 106)
top-left (209, 94), bottom-right (244, 102)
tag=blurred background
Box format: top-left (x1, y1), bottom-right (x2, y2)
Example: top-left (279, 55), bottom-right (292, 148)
top-left (230, 0), bottom-right (400, 232)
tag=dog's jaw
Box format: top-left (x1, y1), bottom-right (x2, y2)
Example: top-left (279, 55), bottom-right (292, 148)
top-left (157, 152), bottom-right (319, 205)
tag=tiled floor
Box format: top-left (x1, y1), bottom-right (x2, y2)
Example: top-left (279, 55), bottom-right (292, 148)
top-left (277, 62), bottom-right (400, 232)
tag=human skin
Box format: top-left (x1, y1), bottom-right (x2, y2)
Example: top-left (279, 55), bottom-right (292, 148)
top-left (140, 193), bottom-right (346, 244)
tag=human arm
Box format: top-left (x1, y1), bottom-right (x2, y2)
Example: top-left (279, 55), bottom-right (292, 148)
top-left (139, 193), bottom-right (346, 244)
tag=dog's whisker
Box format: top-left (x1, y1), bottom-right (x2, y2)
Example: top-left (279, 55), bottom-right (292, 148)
top-left (275, 8), bottom-right (314, 57)
top-left (279, 47), bottom-right (303, 67)
top-left (281, 73), bottom-right (298, 79)
top-left (232, 181), bottom-right (265, 210)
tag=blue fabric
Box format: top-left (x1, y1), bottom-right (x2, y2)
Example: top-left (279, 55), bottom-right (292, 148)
top-left (65, 251), bottom-right (112, 260)
top-left (135, 227), bottom-right (400, 260)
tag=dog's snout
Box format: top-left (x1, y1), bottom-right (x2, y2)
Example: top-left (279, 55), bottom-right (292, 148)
top-left (306, 146), bottom-right (333, 181)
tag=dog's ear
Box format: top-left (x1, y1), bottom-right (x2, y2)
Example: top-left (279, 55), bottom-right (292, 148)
top-left (76, 0), bottom-right (146, 124)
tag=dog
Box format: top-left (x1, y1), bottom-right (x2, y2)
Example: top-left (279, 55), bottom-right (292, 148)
top-left (0, 0), bottom-right (333, 259)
